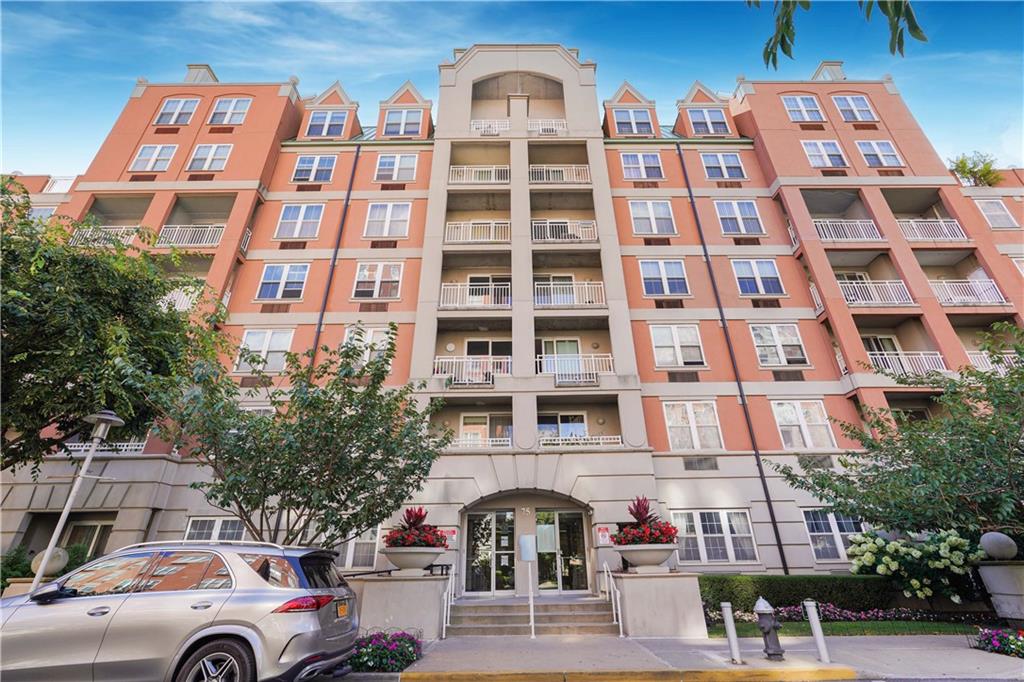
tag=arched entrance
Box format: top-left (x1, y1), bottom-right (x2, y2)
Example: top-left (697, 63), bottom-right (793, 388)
top-left (461, 490), bottom-right (593, 597)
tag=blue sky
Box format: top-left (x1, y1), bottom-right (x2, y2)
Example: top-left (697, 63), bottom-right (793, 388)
top-left (3, 1), bottom-right (1022, 176)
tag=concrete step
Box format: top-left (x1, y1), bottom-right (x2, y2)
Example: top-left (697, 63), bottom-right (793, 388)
top-left (452, 601), bottom-right (613, 615)
top-left (450, 610), bottom-right (615, 625)
top-left (446, 622), bottom-right (621, 636)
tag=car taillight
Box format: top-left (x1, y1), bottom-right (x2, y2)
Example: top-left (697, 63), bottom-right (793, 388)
top-left (273, 595), bottom-right (335, 613)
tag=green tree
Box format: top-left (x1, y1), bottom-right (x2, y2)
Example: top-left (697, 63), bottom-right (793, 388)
top-left (1, 176), bottom-right (197, 471)
top-left (775, 323), bottom-right (1024, 538)
top-left (748, 0), bottom-right (928, 68)
top-left (157, 324), bottom-right (451, 547)
top-left (948, 152), bottom-right (1004, 188)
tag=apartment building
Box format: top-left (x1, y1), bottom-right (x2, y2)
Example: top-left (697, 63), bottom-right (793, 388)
top-left (4, 45), bottom-right (1022, 598)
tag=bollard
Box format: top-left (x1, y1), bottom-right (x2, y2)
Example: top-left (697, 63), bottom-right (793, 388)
top-left (720, 602), bottom-right (743, 664)
top-left (803, 599), bottom-right (831, 663)
top-left (753, 596), bottom-right (785, 661)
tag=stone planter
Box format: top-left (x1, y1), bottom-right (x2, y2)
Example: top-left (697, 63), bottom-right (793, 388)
top-left (380, 546), bottom-right (445, 575)
top-left (613, 543), bottom-right (675, 574)
top-left (978, 561), bottom-right (1024, 624)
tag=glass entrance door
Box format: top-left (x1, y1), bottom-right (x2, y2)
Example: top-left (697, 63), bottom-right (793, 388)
top-left (465, 510), bottom-right (515, 593)
top-left (535, 510), bottom-right (588, 592)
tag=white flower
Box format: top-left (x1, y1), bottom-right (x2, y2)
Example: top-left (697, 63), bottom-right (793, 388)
top-left (875, 537), bottom-right (885, 547)
top-left (910, 579), bottom-right (921, 588)
top-left (950, 594), bottom-right (962, 604)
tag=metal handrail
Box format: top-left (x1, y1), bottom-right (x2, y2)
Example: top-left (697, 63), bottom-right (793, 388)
top-left (531, 219), bottom-right (597, 242)
top-left (439, 283), bottom-right (512, 309)
top-left (448, 165), bottom-right (510, 184)
top-left (69, 225), bottom-right (137, 247)
top-left (448, 437), bottom-right (513, 449)
top-left (442, 564), bottom-right (458, 639)
top-left (838, 280), bottom-right (914, 306)
top-left (528, 164), bottom-right (591, 184)
top-left (156, 224), bottom-right (226, 248)
top-left (929, 279), bottom-right (1007, 305)
top-left (809, 282), bottom-right (824, 314)
top-left (533, 281), bottom-right (606, 307)
top-left (967, 351), bottom-right (1019, 376)
top-left (444, 221), bottom-right (511, 243)
top-left (535, 354), bottom-right (614, 385)
top-left (813, 219), bottom-right (882, 241)
top-left (898, 219), bottom-right (967, 241)
top-left (539, 435), bottom-right (623, 447)
top-left (527, 119), bottom-right (567, 134)
top-left (433, 355), bottom-right (512, 385)
top-left (470, 119), bottom-right (510, 135)
top-left (602, 562), bottom-right (624, 637)
top-left (867, 351), bottom-right (947, 376)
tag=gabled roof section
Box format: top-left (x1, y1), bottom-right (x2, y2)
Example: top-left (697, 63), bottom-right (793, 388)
top-left (381, 80), bottom-right (432, 107)
top-left (604, 81), bottom-right (654, 107)
top-left (677, 81), bottom-right (728, 107)
top-left (307, 81), bottom-right (357, 108)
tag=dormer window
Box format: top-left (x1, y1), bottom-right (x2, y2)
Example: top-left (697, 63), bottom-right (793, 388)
top-left (155, 99), bottom-right (199, 125)
top-left (383, 110), bottom-right (421, 136)
top-left (209, 98), bottom-right (251, 125)
top-left (832, 95), bottom-right (877, 122)
top-left (687, 108), bottom-right (729, 135)
top-left (613, 109), bottom-right (653, 135)
top-left (306, 111), bottom-right (347, 137)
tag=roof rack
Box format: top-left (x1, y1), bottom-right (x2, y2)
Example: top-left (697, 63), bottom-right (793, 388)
top-left (117, 540), bottom-right (288, 551)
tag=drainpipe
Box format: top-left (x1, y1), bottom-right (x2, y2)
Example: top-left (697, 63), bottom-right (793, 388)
top-left (310, 145), bottom-right (361, 365)
top-left (674, 143), bottom-right (789, 574)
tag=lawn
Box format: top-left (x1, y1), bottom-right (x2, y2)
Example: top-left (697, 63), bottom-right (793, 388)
top-left (708, 620), bottom-right (981, 638)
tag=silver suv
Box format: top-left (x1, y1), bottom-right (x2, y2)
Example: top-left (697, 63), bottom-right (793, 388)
top-left (0, 541), bottom-right (358, 681)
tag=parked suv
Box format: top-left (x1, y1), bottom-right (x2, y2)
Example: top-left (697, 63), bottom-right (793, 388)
top-left (0, 541), bottom-right (357, 681)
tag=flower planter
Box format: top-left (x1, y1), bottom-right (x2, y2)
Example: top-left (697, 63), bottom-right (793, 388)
top-left (381, 546), bottom-right (446, 575)
top-left (978, 561), bottom-right (1024, 625)
top-left (614, 543), bottom-right (675, 574)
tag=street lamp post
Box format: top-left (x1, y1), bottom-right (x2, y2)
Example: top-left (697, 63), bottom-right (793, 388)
top-left (29, 410), bottom-right (125, 592)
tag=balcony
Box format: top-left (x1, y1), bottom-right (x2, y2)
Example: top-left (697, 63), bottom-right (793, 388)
top-left (433, 356), bottom-right (512, 386)
top-left (439, 282), bottom-right (512, 309)
top-left (813, 219), bottom-right (882, 242)
top-left (539, 434), bottom-right (623, 448)
top-left (838, 280), bottom-right (914, 306)
top-left (65, 439), bottom-right (146, 455)
top-left (534, 281), bottom-right (605, 307)
top-left (156, 224), bottom-right (225, 248)
top-left (531, 219), bottom-right (597, 243)
top-left (967, 351), bottom-right (1019, 376)
top-left (809, 281), bottom-right (825, 314)
top-left (929, 279), bottom-right (1007, 306)
top-left (470, 119), bottom-right (510, 136)
top-left (449, 165), bottom-right (510, 184)
top-left (898, 219), bottom-right (968, 242)
top-left (163, 287), bottom-right (199, 312)
top-left (867, 351), bottom-right (947, 376)
top-left (527, 119), bottom-right (567, 135)
top-left (69, 226), bottom-right (136, 247)
top-left (536, 354), bottom-right (614, 386)
top-left (529, 164), bottom-right (591, 184)
top-left (449, 436), bottom-right (512, 449)
top-left (444, 221), bottom-right (511, 244)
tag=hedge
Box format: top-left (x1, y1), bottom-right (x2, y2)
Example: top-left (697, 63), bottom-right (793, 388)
top-left (698, 574), bottom-right (895, 612)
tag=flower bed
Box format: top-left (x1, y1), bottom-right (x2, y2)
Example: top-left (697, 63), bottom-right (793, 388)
top-left (349, 631), bottom-right (423, 672)
top-left (704, 601), bottom-right (995, 625)
top-left (973, 628), bottom-right (1024, 658)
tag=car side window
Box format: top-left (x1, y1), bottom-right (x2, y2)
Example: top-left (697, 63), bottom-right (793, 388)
top-left (239, 553), bottom-right (300, 588)
top-left (61, 552), bottom-right (156, 597)
top-left (138, 551), bottom-right (233, 592)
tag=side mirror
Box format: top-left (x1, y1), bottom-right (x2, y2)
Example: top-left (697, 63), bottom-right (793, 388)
top-left (29, 582), bottom-right (63, 604)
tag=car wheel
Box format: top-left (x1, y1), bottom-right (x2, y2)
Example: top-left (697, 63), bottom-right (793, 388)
top-left (175, 638), bottom-right (255, 682)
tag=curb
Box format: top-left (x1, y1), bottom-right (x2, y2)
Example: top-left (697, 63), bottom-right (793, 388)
top-left (397, 667), bottom-right (857, 681)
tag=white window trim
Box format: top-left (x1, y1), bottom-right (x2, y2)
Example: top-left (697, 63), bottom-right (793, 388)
top-left (771, 399), bottom-right (837, 450)
top-left (339, 526), bottom-right (380, 569)
top-left (186, 144), bottom-right (232, 172)
top-left (638, 259), bottom-right (689, 297)
top-left (673, 509), bottom-right (760, 564)
top-left (975, 199), bottom-right (1019, 229)
top-left (731, 259), bottom-right (785, 296)
top-left (363, 202), bottom-right (411, 239)
top-left (629, 200), bottom-right (677, 235)
top-left (60, 522), bottom-right (114, 557)
top-left (749, 323), bottom-right (808, 367)
top-left (374, 153), bottom-right (418, 182)
top-left (306, 110), bottom-right (348, 137)
top-left (649, 324), bottom-right (705, 368)
top-left (344, 326), bottom-right (391, 364)
top-left (129, 144), bottom-right (177, 172)
top-left (1013, 258), bottom-right (1024, 275)
top-left (235, 329), bottom-right (294, 373)
top-left (184, 517), bottom-right (247, 541)
top-left (352, 262), bottom-right (403, 300)
top-left (208, 97), bottom-right (251, 125)
top-left (274, 204), bottom-right (324, 240)
top-left (256, 263), bottom-right (309, 301)
top-left (832, 95), bottom-right (878, 122)
top-left (856, 140), bottom-right (904, 168)
top-left (292, 155), bottom-right (336, 183)
top-left (802, 509), bottom-right (863, 562)
top-left (687, 108), bottom-right (730, 135)
top-left (612, 108), bottom-right (654, 135)
top-left (383, 109), bottom-right (422, 136)
top-left (802, 140), bottom-right (848, 168)
top-left (701, 153), bottom-right (746, 180)
top-left (154, 98), bottom-right (199, 126)
top-left (662, 400), bottom-right (723, 451)
top-left (781, 95), bottom-right (825, 122)
top-left (714, 200), bottom-right (764, 235)
top-left (619, 152), bottom-right (664, 180)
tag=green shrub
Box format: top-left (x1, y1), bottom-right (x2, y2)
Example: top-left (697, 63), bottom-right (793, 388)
top-left (698, 574), bottom-right (896, 611)
top-left (0, 545), bottom-right (32, 591)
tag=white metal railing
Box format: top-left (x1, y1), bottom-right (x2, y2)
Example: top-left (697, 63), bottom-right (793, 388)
top-left (898, 219), bottom-right (968, 242)
top-left (809, 282), bottom-right (824, 314)
top-left (448, 437), bottom-right (513, 449)
top-left (240, 228), bottom-right (252, 254)
top-left (442, 565), bottom-right (457, 639)
top-left (835, 348), bottom-right (849, 375)
top-left (536, 354), bottom-right (614, 385)
top-left (444, 221), bottom-right (511, 244)
top-left (534, 281), bottom-right (606, 307)
top-left (813, 219), bottom-right (882, 241)
top-left (868, 351), bottom-right (947, 376)
top-left (787, 223), bottom-right (800, 248)
top-left (531, 219), bottom-right (598, 243)
top-left (448, 165), bottom-right (510, 184)
top-left (929, 279), bottom-right (1007, 306)
top-left (528, 164), bottom-right (591, 184)
top-left (539, 435), bottom-right (623, 448)
top-left (527, 119), bottom-right (567, 135)
top-left (967, 351), bottom-right (1020, 376)
top-left (69, 226), bottom-right (137, 247)
top-left (163, 288), bottom-right (199, 312)
top-left (65, 439), bottom-right (146, 455)
top-left (602, 562), bottom-right (624, 638)
top-left (156, 224), bottom-right (225, 248)
top-left (433, 355), bottom-right (512, 385)
top-left (469, 119), bottom-right (511, 135)
top-left (439, 283), bottom-right (512, 309)
top-left (838, 280), bottom-right (914, 306)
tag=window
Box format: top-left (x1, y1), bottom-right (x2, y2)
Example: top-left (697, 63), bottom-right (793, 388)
top-left (209, 97), bottom-right (251, 125)
top-left (257, 263), bottom-right (309, 300)
top-left (613, 109), bottom-right (653, 135)
top-left (750, 324), bottom-right (808, 366)
top-left (306, 110), bottom-right (347, 137)
top-left (803, 510), bottom-right (862, 560)
top-left (275, 204), bottom-right (323, 239)
top-left (701, 153), bottom-right (745, 179)
top-left (364, 202), bottom-right (411, 238)
top-left (687, 108), bottom-right (729, 134)
top-left (187, 144), bottom-right (232, 172)
top-left (639, 259), bottom-right (688, 296)
top-left (353, 262), bottom-right (402, 299)
top-left (732, 259), bottom-right (784, 296)
top-left (832, 95), bottom-right (877, 122)
top-left (673, 510), bottom-right (758, 563)
top-left (338, 527), bottom-right (380, 569)
top-left (975, 199), bottom-right (1019, 228)
top-left (236, 329), bottom-right (293, 372)
top-left (621, 153), bottom-right (664, 179)
top-left (856, 141), bottom-right (903, 167)
top-left (292, 155), bottom-right (335, 183)
top-left (383, 109), bottom-right (421, 136)
top-left (629, 200), bottom-right (676, 235)
top-left (375, 154), bottom-right (417, 182)
top-left (663, 401), bottom-right (722, 450)
top-left (650, 324), bottom-right (704, 367)
top-left (715, 201), bottom-right (763, 234)
top-left (185, 517), bottom-right (246, 541)
top-left (155, 98), bottom-right (199, 125)
top-left (344, 327), bottom-right (391, 364)
top-left (802, 140), bottom-right (847, 168)
top-left (62, 553), bottom-right (155, 597)
top-left (781, 95), bottom-right (824, 122)
top-left (772, 400), bottom-right (836, 449)
top-left (29, 206), bottom-right (55, 220)
top-left (537, 413), bottom-right (587, 439)
top-left (129, 144), bottom-right (176, 172)
top-left (61, 523), bottom-right (113, 559)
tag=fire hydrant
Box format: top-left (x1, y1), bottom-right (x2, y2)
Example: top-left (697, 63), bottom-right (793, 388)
top-left (753, 596), bottom-right (785, 661)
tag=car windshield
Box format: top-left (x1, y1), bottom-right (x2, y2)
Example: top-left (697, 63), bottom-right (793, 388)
top-left (300, 555), bottom-right (348, 589)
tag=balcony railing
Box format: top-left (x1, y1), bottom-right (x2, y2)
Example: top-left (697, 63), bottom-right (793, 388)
top-left (898, 219), bottom-right (968, 242)
top-left (539, 434), bottom-right (623, 448)
top-left (69, 226), bottom-right (137, 247)
top-left (967, 351), bottom-right (1020, 376)
top-left (240, 228), bottom-right (252, 254)
top-left (835, 348), bottom-right (849, 375)
top-left (65, 439), bottom-right (146, 455)
top-left (534, 281), bottom-right (606, 307)
top-left (156, 224), bottom-right (225, 248)
top-left (531, 219), bottom-right (598, 243)
top-left (527, 119), bottom-right (567, 135)
top-left (813, 219), bottom-right (882, 241)
top-left (163, 288), bottom-right (199, 312)
top-left (470, 119), bottom-right (511, 135)
top-left (449, 165), bottom-right (510, 184)
top-left (439, 283), bottom-right (512, 309)
top-left (787, 223), bottom-right (800, 248)
top-left (929, 279), bottom-right (1007, 306)
top-left (528, 164), bottom-right (591, 184)
top-left (868, 351), bottom-right (947, 376)
top-left (838, 280), bottom-right (914, 306)
top-left (809, 282), bottom-right (824, 314)
top-left (536, 354), bottom-right (614, 386)
top-left (433, 356), bottom-right (512, 385)
top-left (444, 221), bottom-right (511, 244)
top-left (449, 437), bottom-right (512, 449)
